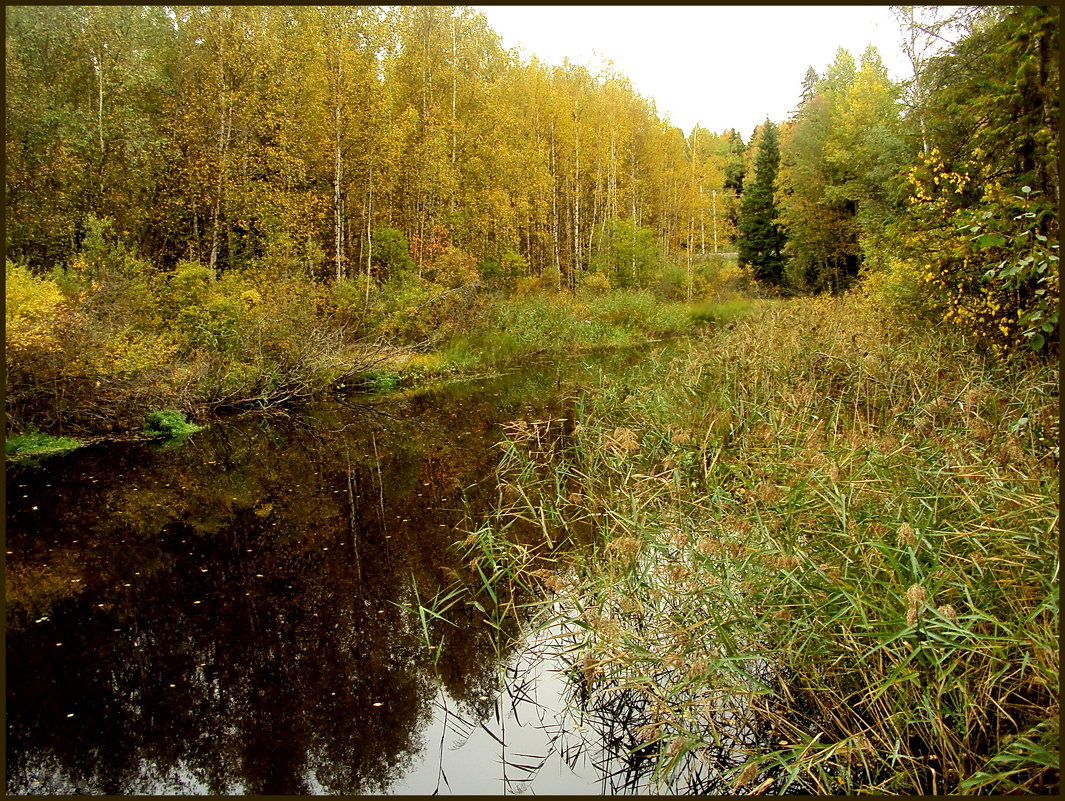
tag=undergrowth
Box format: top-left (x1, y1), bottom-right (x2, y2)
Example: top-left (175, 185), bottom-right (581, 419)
top-left (6, 428), bottom-right (86, 462)
top-left (437, 291), bottom-right (744, 371)
top-left (442, 293), bottom-right (1058, 794)
top-left (142, 409), bottom-right (204, 438)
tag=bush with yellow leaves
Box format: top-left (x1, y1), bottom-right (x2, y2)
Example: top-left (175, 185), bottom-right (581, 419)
top-left (5, 261), bottom-right (66, 359)
top-left (866, 148), bottom-right (1058, 357)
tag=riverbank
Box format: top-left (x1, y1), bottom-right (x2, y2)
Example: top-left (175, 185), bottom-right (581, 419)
top-left (6, 254), bottom-right (751, 454)
top-left (454, 292), bottom-right (1059, 794)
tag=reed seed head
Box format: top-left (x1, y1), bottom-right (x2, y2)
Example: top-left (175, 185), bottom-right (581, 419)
top-left (898, 522), bottom-right (916, 547)
top-left (608, 426), bottom-right (640, 455)
top-left (937, 604), bottom-right (958, 622)
top-left (776, 554), bottom-right (801, 571)
top-left (582, 650), bottom-right (597, 684)
top-left (734, 760), bottom-right (760, 789)
top-left (671, 427), bottom-right (692, 445)
top-left (905, 584), bottom-right (928, 625)
top-left (906, 584), bottom-right (927, 607)
top-left (635, 723), bottom-right (659, 742)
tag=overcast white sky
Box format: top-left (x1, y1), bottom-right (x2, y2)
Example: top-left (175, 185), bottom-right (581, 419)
top-left (472, 5), bottom-right (919, 139)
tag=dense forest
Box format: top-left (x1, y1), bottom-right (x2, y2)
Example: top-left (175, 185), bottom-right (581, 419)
top-left (5, 4), bottom-right (1058, 432)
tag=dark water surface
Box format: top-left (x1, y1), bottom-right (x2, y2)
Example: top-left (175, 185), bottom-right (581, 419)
top-left (6, 352), bottom-right (668, 795)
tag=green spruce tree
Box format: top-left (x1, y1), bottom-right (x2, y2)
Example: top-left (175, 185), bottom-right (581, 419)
top-left (737, 119), bottom-right (786, 285)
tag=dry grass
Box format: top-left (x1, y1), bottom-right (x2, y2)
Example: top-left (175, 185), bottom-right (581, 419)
top-left (461, 293), bottom-right (1058, 794)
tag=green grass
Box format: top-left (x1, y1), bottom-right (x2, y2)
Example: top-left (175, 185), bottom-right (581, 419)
top-left (6, 428), bottom-right (86, 461)
top-left (142, 409), bottom-right (204, 438)
top-left (446, 293), bottom-right (1059, 794)
top-left (434, 289), bottom-right (743, 372)
top-left (355, 369), bottom-right (403, 393)
top-left (689, 297), bottom-right (754, 324)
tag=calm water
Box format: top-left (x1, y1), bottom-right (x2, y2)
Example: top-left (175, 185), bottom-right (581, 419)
top-left (6, 352), bottom-right (691, 795)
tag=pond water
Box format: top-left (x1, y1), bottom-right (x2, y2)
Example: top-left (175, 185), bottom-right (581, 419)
top-left (6, 350), bottom-right (700, 795)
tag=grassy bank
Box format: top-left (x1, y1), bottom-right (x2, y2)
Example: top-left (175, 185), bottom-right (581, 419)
top-left (398, 291), bottom-right (752, 378)
top-left (5, 429), bottom-right (87, 465)
top-left (455, 293), bottom-right (1059, 794)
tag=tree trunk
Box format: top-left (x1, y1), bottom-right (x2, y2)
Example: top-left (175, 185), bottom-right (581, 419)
top-left (95, 49), bottom-right (105, 157)
top-left (550, 121), bottom-right (560, 279)
top-left (573, 106), bottom-right (581, 287)
top-left (208, 103), bottom-right (231, 281)
top-left (334, 104), bottom-right (344, 280)
top-left (450, 16), bottom-right (457, 168)
top-left (365, 168), bottom-right (374, 305)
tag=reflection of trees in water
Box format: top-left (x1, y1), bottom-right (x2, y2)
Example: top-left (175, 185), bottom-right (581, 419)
top-left (467, 617), bottom-right (789, 796)
top-left (7, 377), bottom-right (564, 795)
top-left (559, 675), bottom-right (758, 794)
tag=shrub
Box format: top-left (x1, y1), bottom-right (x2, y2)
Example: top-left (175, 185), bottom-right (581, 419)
top-left (5, 261), bottom-right (67, 357)
top-left (84, 327), bottom-right (178, 379)
top-left (869, 149), bottom-right (1060, 357)
top-left (329, 275), bottom-right (375, 320)
top-left (578, 271), bottom-right (612, 295)
top-left (370, 226), bottom-right (416, 282)
top-left (424, 246), bottom-right (479, 288)
top-left (479, 249), bottom-right (529, 288)
top-left (142, 409), bottom-right (203, 438)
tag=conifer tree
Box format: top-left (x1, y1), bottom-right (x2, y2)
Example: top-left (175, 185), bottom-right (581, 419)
top-left (737, 119), bottom-right (786, 284)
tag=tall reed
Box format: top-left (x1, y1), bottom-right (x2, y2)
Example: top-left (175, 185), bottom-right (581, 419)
top-left (466, 293), bottom-right (1058, 794)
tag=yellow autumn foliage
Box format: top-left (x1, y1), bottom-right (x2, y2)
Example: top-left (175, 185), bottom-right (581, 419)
top-left (83, 327), bottom-right (178, 378)
top-left (5, 262), bottom-right (66, 356)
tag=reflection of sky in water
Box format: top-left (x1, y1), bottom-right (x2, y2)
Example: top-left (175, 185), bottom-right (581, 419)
top-left (394, 637), bottom-right (604, 795)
